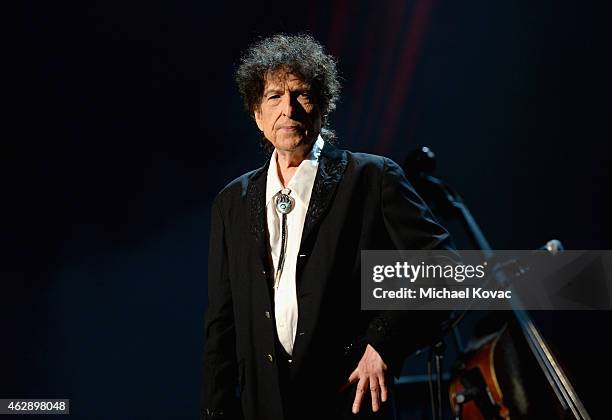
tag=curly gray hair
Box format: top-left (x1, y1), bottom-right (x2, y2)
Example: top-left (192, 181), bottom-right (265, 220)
top-left (235, 33), bottom-right (341, 151)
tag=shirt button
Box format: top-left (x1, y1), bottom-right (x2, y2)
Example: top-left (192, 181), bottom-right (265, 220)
top-left (267, 354), bottom-right (274, 363)
top-left (264, 311), bottom-right (271, 319)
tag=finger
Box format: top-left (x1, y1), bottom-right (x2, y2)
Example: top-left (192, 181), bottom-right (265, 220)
top-left (339, 367), bottom-right (362, 394)
top-left (370, 375), bottom-right (380, 412)
top-left (348, 367), bottom-right (359, 384)
top-left (352, 376), bottom-right (368, 414)
top-left (378, 373), bottom-right (388, 403)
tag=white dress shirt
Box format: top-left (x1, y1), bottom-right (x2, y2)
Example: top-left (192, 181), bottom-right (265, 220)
top-left (265, 135), bottom-right (324, 356)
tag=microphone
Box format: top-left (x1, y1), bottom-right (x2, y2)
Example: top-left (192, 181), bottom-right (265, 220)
top-left (403, 146), bottom-right (436, 178)
top-left (541, 239), bottom-right (564, 255)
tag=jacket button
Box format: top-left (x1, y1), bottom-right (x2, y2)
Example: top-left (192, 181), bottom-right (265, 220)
top-left (264, 311), bottom-right (271, 319)
top-left (266, 354), bottom-right (274, 363)
top-left (261, 269), bottom-right (267, 275)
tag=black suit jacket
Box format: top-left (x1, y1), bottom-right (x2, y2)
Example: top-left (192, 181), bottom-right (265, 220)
top-left (200, 141), bottom-right (453, 420)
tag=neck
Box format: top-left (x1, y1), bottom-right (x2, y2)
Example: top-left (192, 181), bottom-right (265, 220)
top-left (275, 142), bottom-right (314, 187)
top-left (275, 144), bottom-right (311, 170)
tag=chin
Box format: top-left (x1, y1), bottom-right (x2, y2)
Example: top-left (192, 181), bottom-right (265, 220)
top-left (275, 135), bottom-right (308, 151)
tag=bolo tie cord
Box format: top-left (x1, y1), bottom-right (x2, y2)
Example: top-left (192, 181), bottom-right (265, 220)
top-left (274, 189), bottom-right (294, 289)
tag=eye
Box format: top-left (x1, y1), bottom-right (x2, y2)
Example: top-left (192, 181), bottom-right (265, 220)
top-left (299, 92), bottom-right (312, 102)
top-left (268, 94), bottom-right (281, 101)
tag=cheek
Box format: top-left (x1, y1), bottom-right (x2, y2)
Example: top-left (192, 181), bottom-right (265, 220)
top-left (265, 111), bottom-right (281, 130)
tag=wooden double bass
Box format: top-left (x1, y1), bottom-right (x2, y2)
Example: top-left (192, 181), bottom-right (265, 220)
top-left (403, 147), bottom-right (591, 420)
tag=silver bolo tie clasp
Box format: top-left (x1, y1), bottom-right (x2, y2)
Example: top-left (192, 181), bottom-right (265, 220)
top-left (275, 188), bottom-right (295, 214)
top-left (274, 188), bottom-right (294, 289)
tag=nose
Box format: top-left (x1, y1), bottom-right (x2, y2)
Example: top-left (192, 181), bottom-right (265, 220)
top-left (280, 93), bottom-right (294, 118)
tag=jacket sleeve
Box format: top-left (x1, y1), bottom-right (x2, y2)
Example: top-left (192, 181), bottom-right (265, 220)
top-left (200, 197), bottom-right (243, 420)
top-left (364, 157), bottom-right (454, 378)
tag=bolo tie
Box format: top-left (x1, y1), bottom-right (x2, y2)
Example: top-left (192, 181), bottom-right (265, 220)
top-left (273, 188), bottom-right (295, 290)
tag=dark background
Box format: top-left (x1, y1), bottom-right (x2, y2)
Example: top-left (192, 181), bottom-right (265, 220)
top-left (6, 0), bottom-right (611, 418)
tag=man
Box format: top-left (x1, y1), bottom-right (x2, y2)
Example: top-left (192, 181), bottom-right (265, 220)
top-left (200, 34), bottom-right (452, 420)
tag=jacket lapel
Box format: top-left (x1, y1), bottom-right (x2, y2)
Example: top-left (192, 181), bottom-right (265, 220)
top-left (246, 161), bottom-right (272, 278)
top-left (300, 141), bottom-right (348, 250)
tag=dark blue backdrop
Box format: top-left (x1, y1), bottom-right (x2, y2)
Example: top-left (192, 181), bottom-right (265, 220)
top-left (6, 0), bottom-right (611, 418)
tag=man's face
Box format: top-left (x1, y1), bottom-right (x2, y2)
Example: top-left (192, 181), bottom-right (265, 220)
top-left (254, 71), bottom-right (322, 152)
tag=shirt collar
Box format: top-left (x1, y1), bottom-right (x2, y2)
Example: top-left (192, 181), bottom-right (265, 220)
top-left (266, 135), bottom-right (324, 209)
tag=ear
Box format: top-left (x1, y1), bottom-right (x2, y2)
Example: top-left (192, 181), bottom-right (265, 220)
top-left (254, 109), bottom-right (264, 132)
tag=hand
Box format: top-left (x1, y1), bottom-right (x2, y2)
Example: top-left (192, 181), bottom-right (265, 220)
top-left (345, 344), bottom-right (388, 414)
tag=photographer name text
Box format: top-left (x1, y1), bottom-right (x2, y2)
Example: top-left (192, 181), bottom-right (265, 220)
top-left (372, 287), bottom-right (511, 300)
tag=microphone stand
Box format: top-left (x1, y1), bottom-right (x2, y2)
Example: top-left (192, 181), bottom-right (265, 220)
top-left (403, 146), bottom-right (591, 420)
